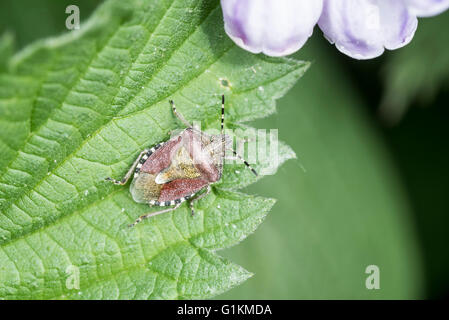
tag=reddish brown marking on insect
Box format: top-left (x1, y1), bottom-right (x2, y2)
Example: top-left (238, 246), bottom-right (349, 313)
top-left (106, 96), bottom-right (258, 227)
top-left (159, 178), bottom-right (208, 202)
top-left (141, 136), bottom-right (181, 174)
top-left (135, 127), bottom-right (222, 202)
top-left (194, 162), bottom-right (220, 182)
top-left (182, 129), bottom-right (220, 182)
top-left (142, 129), bottom-right (221, 185)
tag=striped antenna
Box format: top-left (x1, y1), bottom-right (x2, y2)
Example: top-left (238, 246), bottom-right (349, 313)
top-left (221, 95), bottom-right (226, 166)
top-left (220, 95), bottom-right (257, 176)
top-left (231, 148), bottom-right (258, 176)
top-left (221, 95), bottom-right (225, 136)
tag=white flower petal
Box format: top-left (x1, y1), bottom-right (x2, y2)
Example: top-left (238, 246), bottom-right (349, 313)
top-left (221, 0), bottom-right (323, 57)
top-left (405, 0), bottom-right (449, 17)
top-left (318, 0), bottom-right (418, 60)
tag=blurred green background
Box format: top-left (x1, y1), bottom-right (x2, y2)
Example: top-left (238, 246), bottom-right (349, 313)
top-left (1, 0), bottom-right (448, 299)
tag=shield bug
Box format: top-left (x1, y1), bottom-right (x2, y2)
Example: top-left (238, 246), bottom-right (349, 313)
top-left (106, 95), bottom-right (257, 227)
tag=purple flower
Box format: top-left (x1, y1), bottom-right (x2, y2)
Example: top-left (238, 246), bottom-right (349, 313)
top-left (221, 0), bottom-right (449, 59)
top-left (318, 0), bottom-right (419, 59)
top-left (221, 0), bottom-right (324, 57)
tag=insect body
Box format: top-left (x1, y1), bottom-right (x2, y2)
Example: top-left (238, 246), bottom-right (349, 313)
top-left (106, 96), bottom-right (257, 227)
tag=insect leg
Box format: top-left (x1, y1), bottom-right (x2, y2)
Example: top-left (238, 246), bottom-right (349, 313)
top-left (105, 149), bottom-right (148, 185)
top-left (170, 100), bottom-right (192, 128)
top-left (170, 99), bottom-right (214, 141)
top-left (129, 202), bottom-right (182, 227)
top-left (189, 185), bottom-right (212, 216)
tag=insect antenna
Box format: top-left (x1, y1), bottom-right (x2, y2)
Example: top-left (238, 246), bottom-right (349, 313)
top-left (221, 95), bottom-right (225, 136)
top-left (220, 95), bottom-right (257, 176)
top-left (221, 95), bottom-right (226, 162)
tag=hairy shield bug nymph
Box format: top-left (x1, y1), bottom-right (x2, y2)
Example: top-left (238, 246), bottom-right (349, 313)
top-left (106, 95), bottom-right (257, 227)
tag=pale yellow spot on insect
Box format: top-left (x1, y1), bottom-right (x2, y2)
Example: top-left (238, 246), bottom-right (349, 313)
top-left (130, 172), bottom-right (162, 203)
top-left (155, 147), bottom-right (200, 184)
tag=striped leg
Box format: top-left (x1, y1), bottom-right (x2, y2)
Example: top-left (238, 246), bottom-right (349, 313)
top-left (105, 149), bottom-right (148, 185)
top-left (170, 100), bottom-right (192, 128)
top-left (189, 185), bottom-right (211, 216)
top-left (170, 99), bottom-right (213, 138)
top-left (129, 203), bottom-right (182, 228)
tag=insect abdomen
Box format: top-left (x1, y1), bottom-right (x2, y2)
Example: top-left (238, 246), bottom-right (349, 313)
top-left (130, 172), bottom-right (161, 203)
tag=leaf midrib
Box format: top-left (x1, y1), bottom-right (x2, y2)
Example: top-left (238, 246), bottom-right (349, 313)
top-left (0, 1), bottom-right (169, 192)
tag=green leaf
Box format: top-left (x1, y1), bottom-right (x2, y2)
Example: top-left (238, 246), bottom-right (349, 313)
top-left (0, 0), bottom-right (307, 299)
top-left (220, 38), bottom-right (423, 299)
top-left (380, 14), bottom-right (449, 125)
top-left (0, 32), bottom-right (14, 73)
